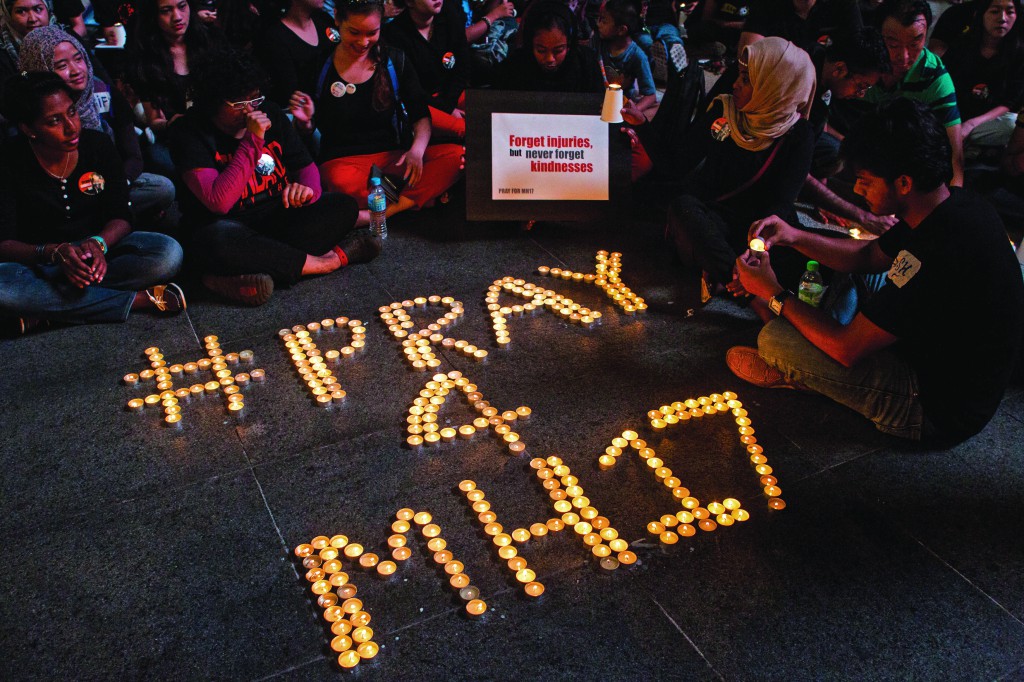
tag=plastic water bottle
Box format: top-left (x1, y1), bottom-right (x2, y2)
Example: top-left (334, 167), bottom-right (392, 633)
top-left (368, 177), bottom-right (387, 240)
top-left (798, 260), bottom-right (825, 307)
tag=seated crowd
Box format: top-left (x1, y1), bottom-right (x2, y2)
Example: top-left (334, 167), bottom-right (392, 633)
top-left (1, 0), bottom-right (1022, 445)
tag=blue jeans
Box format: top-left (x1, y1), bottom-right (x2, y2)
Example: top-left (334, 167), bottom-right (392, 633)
top-left (130, 172), bottom-right (175, 218)
top-left (0, 232), bottom-right (183, 324)
top-left (636, 24), bottom-right (685, 51)
top-left (757, 318), bottom-right (926, 439)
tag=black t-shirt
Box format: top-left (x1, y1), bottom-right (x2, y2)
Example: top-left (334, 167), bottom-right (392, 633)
top-left (170, 102), bottom-right (313, 223)
top-left (383, 0), bottom-right (470, 113)
top-left (0, 131), bottom-right (132, 245)
top-left (493, 46), bottom-right (605, 93)
top-left (743, 0), bottom-right (863, 50)
top-left (862, 189), bottom-right (1024, 441)
top-left (942, 42), bottom-right (1024, 121)
top-left (676, 99), bottom-right (815, 226)
top-left (930, 1), bottom-right (976, 48)
top-left (315, 48), bottom-right (431, 160)
top-left (130, 69), bottom-right (194, 120)
top-left (256, 11), bottom-right (339, 107)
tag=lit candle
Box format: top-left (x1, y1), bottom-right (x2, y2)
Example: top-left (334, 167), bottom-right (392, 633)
top-left (127, 398), bottom-right (144, 411)
top-left (749, 237), bottom-right (766, 252)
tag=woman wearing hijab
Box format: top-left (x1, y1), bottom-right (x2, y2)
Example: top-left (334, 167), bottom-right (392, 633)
top-left (18, 25), bottom-right (177, 224)
top-left (630, 36), bottom-right (817, 289)
top-left (0, 0), bottom-right (53, 84)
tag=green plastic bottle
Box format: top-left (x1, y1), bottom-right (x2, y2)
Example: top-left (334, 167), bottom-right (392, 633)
top-left (798, 260), bottom-right (825, 307)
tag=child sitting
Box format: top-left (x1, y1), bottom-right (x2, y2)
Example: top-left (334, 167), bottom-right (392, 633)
top-left (595, 0), bottom-right (659, 118)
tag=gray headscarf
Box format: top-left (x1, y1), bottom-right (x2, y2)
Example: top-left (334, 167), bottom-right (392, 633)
top-left (18, 24), bottom-right (104, 132)
top-left (0, 0), bottom-right (56, 66)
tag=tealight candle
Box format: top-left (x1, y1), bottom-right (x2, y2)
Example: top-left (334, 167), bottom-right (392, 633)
top-left (599, 557), bottom-right (620, 570)
top-left (608, 538), bottom-right (628, 552)
top-left (127, 398), bottom-right (144, 411)
top-left (164, 413), bottom-right (182, 427)
top-left (749, 237), bottom-right (766, 252)
top-left (466, 599), bottom-right (487, 616)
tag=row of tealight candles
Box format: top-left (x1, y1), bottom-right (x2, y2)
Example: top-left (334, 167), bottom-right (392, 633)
top-left (405, 372), bottom-right (531, 452)
top-left (459, 480), bottom-right (545, 596)
top-left (379, 297), bottom-right (491, 369)
top-left (278, 318), bottom-right (365, 408)
top-left (294, 509), bottom-right (485, 667)
top-left (486, 276), bottom-right (603, 346)
top-left (647, 393), bottom-right (785, 510)
top-left (123, 338), bottom-right (263, 426)
top-left (528, 455), bottom-right (636, 570)
top-left (595, 392), bottom-right (784, 538)
top-left (535, 250), bottom-right (647, 315)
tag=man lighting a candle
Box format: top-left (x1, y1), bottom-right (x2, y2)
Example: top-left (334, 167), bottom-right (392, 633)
top-left (726, 98), bottom-right (1024, 444)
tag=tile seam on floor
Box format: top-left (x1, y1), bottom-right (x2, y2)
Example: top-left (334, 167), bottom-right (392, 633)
top-left (906, 533), bottom-right (1024, 629)
top-left (650, 595), bottom-right (726, 681)
top-left (252, 655), bottom-right (323, 681)
top-left (786, 446), bottom-right (887, 487)
top-left (996, 659), bottom-right (1024, 681)
top-left (236, 429), bottom-right (295, 574)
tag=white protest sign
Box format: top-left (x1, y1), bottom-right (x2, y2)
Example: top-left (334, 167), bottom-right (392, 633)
top-left (491, 113), bottom-right (609, 201)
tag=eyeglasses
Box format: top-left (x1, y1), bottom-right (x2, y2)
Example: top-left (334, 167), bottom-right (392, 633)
top-left (226, 95), bottom-right (265, 111)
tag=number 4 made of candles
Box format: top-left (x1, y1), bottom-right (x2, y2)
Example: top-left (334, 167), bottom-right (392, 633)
top-left (121, 337), bottom-right (266, 427)
top-left (294, 509), bottom-right (486, 668)
top-left (598, 392), bottom-right (786, 543)
top-left (278, 316), bottom-right (367, 409)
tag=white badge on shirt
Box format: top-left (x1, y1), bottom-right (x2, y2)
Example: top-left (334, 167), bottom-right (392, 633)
top-left (93, 91), bottom-right (111, 115)
top-left (888, 249), bottom-right (922, 288)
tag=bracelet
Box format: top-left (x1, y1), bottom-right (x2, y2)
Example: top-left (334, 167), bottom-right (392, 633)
top-left (482, 17), bottom-right (492, 30)
top-left (88, 235), bottom-right (108, 254)
top-left (52, 242), bottom-right (70, 265)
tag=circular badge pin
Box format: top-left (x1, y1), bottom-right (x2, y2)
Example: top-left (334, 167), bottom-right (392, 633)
top-left (78, 172), bottom-right (106, 195)
top-left (442, 52), bottom-right (456, 70)
top-left (255, 153), bottom-right (276, 176)
top-left (345, 82), bottom-right (357, 95)
top-left (326, 27), bottom-right (340, 43)
top-left (710, 117), bottom-right (730, 142)
top-left (331, 81), bottom-right (347, 97)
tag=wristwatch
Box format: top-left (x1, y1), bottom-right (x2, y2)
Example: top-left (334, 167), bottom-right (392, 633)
top-left (768, 290), bottom-right (793, 317)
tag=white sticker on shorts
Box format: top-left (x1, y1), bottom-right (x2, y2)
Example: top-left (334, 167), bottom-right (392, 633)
top-left (888, 250), bottom-right (922, 288)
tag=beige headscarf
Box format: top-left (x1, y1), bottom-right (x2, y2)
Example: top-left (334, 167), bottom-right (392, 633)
top-left (713, 37), bottom-right (817, 152)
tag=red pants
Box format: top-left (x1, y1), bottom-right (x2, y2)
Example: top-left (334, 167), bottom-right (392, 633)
top-left (321, 145), bottom-right (463, 209)
top-left (429, 92), bottom-right (466, 138)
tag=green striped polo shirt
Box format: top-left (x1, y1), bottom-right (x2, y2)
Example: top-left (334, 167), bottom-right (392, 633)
top-left (863, 48), bottom-right (962, 128)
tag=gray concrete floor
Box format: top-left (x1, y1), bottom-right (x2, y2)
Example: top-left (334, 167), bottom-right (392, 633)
top-left (1, 213), bottom-right (1023, 680)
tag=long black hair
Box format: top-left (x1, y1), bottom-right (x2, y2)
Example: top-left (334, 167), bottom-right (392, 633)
top-left (333, 0), bottom-right (393, 112)
top-left (968, 0), bottom-right (1022, 59)
top-left (126, 0), bottom-right (215, 107)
